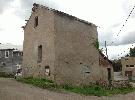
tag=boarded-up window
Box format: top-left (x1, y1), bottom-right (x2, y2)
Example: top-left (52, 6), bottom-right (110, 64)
top-left (34, 16), bottom-right (38, 27)
top-left (82, 65), bottom-right (91, 74)
top-left (38, 45), bottom-right (42, 63)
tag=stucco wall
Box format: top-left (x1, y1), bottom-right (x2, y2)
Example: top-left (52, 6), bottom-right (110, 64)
top-left (23, 5), bottom-right (104, 85)
top-left (121, 57), bottom-right (135, 77)
top-left (23, 7), bottom-right (55, 79)
top-left (99, 54), bottom-right (114, 81)
top-left (53, 13), bottom-right (101, 85)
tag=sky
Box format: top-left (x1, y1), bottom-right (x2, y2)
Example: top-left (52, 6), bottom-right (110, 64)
top-left (0, 0), bottom-right (135, 59)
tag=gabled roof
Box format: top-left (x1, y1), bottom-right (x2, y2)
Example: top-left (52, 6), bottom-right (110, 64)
top-left (23, 3), bottom-right (97, 29)
top-left (99, 51), bottom-right (112, 66)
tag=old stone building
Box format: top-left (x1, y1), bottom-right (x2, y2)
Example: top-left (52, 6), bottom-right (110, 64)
top-left (0, 49), bottom-right (23, 74)
top-left (23, 3), bottom-right (108, 85)
top-left (121, 57), bottom-right (135, 80)
top-left (99, 52), bottom-right (114, 81)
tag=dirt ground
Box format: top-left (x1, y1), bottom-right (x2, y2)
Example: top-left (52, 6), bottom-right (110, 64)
top-left (0, 78), bottom-right (135, 100)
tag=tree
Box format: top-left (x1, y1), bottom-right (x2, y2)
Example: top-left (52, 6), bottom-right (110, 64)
top-left (129, 47), bottom-right (135, 57)
top-left (112, 59), bottom-right (122, 72)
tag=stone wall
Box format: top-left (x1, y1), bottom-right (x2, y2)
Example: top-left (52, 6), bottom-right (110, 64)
top-left (53, 13), bottom-right (101, 85)
top-left (23, 6), bottom-right (55, 80)
top-left (121, 57), bottom-right (135, 79)
top-left (23, 5), bottom-right (104, 86)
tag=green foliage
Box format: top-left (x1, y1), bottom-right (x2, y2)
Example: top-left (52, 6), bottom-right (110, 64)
top-left (94, 39), bottom-right (99, 50)
top-left (125, 47), bottom-right (135, 57)
top-left (125, 54), bottom-right (129, 57)
top-left (16, 77), bottom-right (135, 96)
top-left (130, 47), bottom-right (135, 57)
top-left (16, 77), bottom-right (57, 89)
top-left (112, 59), bottom-right (122, 72)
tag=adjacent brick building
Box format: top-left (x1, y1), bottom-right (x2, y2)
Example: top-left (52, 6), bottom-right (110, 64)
top-left (22, 3), bottom-right (112, 85)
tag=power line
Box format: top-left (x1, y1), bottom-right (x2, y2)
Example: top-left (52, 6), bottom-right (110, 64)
top-left (101, 5), bottom-right (135, 59)
top-left (109, 5), bottom-right (135, 46)
top-left (117, 5), bottom-right (135, 35)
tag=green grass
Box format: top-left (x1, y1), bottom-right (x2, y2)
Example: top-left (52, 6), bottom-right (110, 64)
top-left (16, 77), bottom-right (57, 89)
top-left (16, 77), bottom-right (135, 96)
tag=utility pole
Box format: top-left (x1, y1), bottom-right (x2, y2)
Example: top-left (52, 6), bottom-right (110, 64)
top-left (105, 41), bottom-right (108, 58)
top-left (105, 41), bottom-right (111, 87)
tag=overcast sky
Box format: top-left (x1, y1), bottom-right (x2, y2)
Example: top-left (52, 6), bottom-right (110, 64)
top-left (0, 0), bottom-right (135, 59)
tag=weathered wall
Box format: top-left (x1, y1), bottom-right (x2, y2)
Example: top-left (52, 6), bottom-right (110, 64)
top-left (23, 6), bottom-right (55, 79)
top-left (100, 65), bottom-right (114, 81)
top-left (0, 49), bottom-right (22, 74)
top-left (99, 54), bottom-right (114, 81)
top-left (23, 5), bottom-right (107, 85)
top-left (53, 13), bottom-right (101, 85)
top-left (121, 57), bottom-right (135, 78)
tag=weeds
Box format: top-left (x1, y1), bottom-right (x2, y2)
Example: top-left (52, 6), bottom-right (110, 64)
top-left (16, 77), bottom-right (135, 96)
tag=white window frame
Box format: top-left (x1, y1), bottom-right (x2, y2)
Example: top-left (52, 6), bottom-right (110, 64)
top-left (5, 51), bottom-right (9, 58)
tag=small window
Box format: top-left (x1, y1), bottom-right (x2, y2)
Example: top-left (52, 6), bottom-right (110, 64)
top-left (130, 65), bottom-right (134, 67)
top-left (34, 16), bottom-right (38, 27)
top-left (5, 51), bottom-right (9, 58)
top-left (38, 45), bottom-right (42, 63)
top-left (126, 65), bottom-right (129, 67)
top-left (45, 66), bottom-right (50, 76)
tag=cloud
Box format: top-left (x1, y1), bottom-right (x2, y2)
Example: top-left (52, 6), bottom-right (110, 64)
top-left (98, 22), bottom-right (123, 46)
top-left (122, 0), bottom-right (135, 18)
top-left (120, 31), bottom-right (135, 45)
top-left (0, 0), bottom-right (14, 14)
top-left (14, 0), bottom-right (58, 19)
top-left (0, 27), bottom-right (4, 31)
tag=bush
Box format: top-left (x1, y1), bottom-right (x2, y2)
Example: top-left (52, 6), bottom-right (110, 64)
top-left (111, 81), bottom-right (132, 88)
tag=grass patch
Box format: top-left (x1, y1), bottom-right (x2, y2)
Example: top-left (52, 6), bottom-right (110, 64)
top-left (16, 77), bottom-right (57, 89)
top-left (16, 77), bottom-right (135, 96)
top-left (0, 72), bottom-right (14, 78)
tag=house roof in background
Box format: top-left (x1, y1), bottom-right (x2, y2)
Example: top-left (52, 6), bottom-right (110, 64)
top-left (0, 43), bottom-right (23, 51)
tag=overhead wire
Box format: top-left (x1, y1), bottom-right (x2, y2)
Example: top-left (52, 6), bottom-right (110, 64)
top-left (104, 5), bottom-right (135, 59)
top-left (109, 5), bottom-right (135, 46)
top-left (117, 5), bottom-right (135, 35)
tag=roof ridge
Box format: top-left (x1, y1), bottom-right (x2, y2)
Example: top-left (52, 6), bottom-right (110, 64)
top-left (33, 3), bottom-right (97, 27)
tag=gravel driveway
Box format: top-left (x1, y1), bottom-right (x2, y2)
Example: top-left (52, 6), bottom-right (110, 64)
top-left (0, 78), bottom-right (135, 100)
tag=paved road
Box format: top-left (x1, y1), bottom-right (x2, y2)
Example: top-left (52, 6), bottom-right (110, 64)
top-left (0, 78), bottom-right (135, 100)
